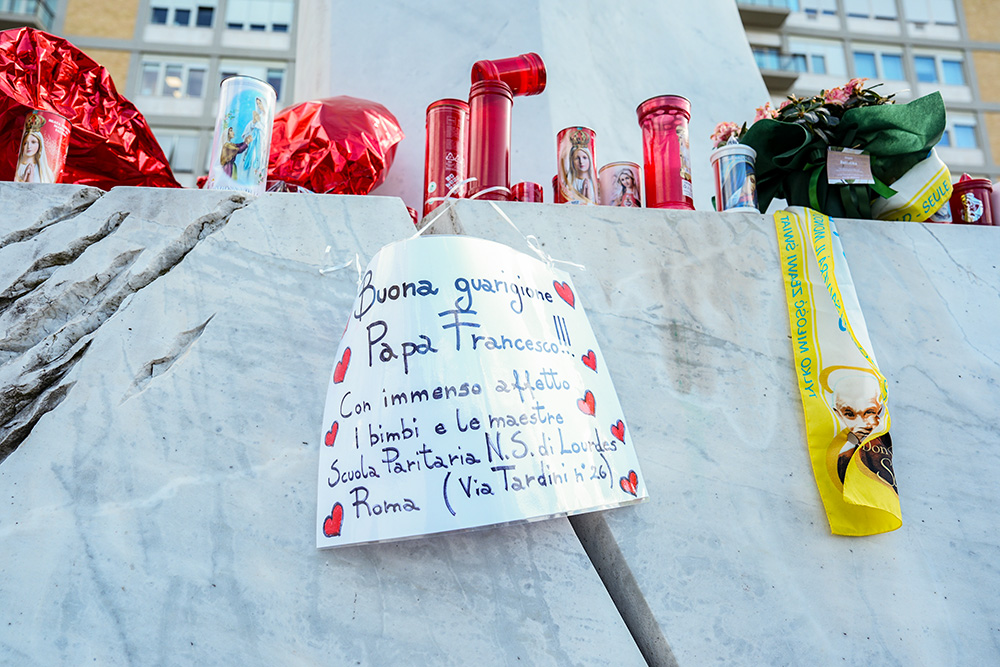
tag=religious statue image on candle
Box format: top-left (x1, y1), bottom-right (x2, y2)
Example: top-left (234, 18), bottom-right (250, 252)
top-left (557, 127), bottom-right (598, 205)
top-left (14, 110), bottom-right (71, 184)
top-left (206, 75), bottom-right (277, 195)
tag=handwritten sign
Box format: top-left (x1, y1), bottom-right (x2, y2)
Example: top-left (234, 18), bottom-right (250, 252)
top-left (316, 236), bottom-right (647, 548)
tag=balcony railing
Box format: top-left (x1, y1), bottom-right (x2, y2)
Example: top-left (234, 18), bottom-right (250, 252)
top-left (753, 50), bottom-right (806, 92)
top-left (737, 0), bottom-right (797, 28)
top-left (0, 0), bottom-right (56, 31)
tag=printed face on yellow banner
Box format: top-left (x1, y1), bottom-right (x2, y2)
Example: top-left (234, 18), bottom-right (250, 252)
top-left (316, 236), bottom-right (646, 549)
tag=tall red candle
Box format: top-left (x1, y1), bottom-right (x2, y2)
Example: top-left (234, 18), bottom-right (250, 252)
top-left (468, 80), bottom-right (513, 201)
top-left (636, 95), bottom-right (694, 210)
top-left (423, 98), bottom-right (469, 217)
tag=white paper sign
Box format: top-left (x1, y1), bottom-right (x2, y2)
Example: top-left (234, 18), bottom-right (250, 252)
top-left (316, 236), bottom-right (647, 549)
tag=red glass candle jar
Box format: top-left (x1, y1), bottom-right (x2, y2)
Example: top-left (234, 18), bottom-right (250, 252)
top-left (950, 173), bottom-right (993, 225)
top-left (471, 52), bottom-right (546, 97)
top-left (512, 181), bottom-right (543, 202)
top-left (423, 98), bottom-right (469, 217)
top-left (636, 95), bottom-right (694, 210)
top-left (468, 80), bottom-right (513, 201)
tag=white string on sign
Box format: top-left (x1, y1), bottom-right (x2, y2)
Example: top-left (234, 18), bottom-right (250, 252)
top-left (486, 202), bottom-right (586, 273)
top-left (319, 246), bottom-right (362, 286)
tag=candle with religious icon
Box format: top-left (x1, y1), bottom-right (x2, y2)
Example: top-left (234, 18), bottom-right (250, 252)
top-left (598, 162), bottom-right (642, 207)
top-left (423, 98), bottom-right (469, 217)
top-left (14, 110), bottom-right (71, 184)
top-left (468, 79), bottom-right (513, 200)
top-left (636, 95), bottom-right (694, 210)
top-left (206, 75), bottom-right (277, 196)
top-left (557, 127), bottom-right (598, 205)
top-left (512, 181), bottom-right (543, 202)
top-left (950, 173), bottom-right (993, 226)
top-left (710, 139), bottom-right (759, 212)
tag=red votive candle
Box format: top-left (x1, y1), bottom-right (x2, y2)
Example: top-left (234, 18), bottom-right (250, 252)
top-left (636, 95), bottom-right (694, 210)
top-left (512, 181), bottom-right (543, 202)
top-left (471, 52), bottom-right (546, 97)
top-left (468, 79), bottom-right (513, 201)
top-left (950, 173), bottom-right (993, 226)
top-left (423, 98), bottom-right (469, 217)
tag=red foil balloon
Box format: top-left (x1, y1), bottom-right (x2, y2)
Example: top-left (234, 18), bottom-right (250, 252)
top-left (0, 27), bottom-right (180, 188)
top-left (268, 96), bottom-right (405, 195)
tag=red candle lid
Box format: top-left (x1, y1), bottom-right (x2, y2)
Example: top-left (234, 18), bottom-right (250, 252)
top-left (636, 95), bottom-right (691, 124)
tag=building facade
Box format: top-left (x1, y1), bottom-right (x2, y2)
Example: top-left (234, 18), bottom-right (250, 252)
top-left (739, 0), bottom-right (1000, 181)
top-left (43, 0), bottom-right (298, 187)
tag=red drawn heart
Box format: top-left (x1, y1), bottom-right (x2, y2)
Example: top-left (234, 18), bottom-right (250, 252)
top-left (325, 422), bottom-right (339, 447)
top-left (333, 347), bottom-right (351, 384)
top-left (577, 390), bottom-right (595, 416)
top-left (611, 420), bottom-right (625, 443)
top-left (553, 281), bottom-right (575, 308)
top-left (323, 502), bottom-right (344, 537)
top-left (581, 350), bottom-right (597, 372)
top-left (620, 470), bottom-right (638, 497)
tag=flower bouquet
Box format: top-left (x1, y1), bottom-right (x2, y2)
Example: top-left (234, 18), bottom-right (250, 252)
top-left (712, 79), bottom-right (948, 220)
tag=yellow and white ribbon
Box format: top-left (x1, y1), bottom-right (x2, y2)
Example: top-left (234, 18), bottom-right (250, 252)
top-left (871, 149), bottom-right (952, 222)
top-left (776, 207), bottom-right (901, 536)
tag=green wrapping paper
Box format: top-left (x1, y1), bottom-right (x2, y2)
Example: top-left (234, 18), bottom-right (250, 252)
top-left (742, 93), bottom-right (946, 219)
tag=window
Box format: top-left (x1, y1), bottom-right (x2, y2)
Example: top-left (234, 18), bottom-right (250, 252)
top-left (155, 131), bottom-right (200, 173)
top-left (852, 46), bottom-right (906, 81)
top-left (197, 6), bottom-right (214, 27)
top-left (845, 0), bottom-right (897, 19)
top-left (788, 38), bottom-right (846, 76)
top-left (882, 54), bottom-right (904, 80)
top-left (186, 68), bottom-right (205, 97)
top-left (942, 60), bottom-right (965, 85)
top-left (140, 63), bottom-right (159, 95)
top-left (954, 125), bottom-right (977, 148)
top-left (854, 52), bottom-right (877, 78)
top-left (266, 68), bottom-right (284, 99)
top-left (914, 56), bottom-right (937, 82)
top-left (162, 64), bottom-right (183, 97)
top-left (151, 7), bottom-right (168, 24)
top-left (225, 0), bottom-right (294, 32)
top-left (903, 0), bottom-right (957, 25)
top-left (801, 0), bottom-right (836, 16)
top-left (937, 129), bottom-right (950, 147)
top-left (174, 8), bottom-right (191, 25)
top-left (140, 60), bottom-right (211, 99)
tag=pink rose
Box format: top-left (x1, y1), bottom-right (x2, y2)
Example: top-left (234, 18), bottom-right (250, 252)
top-left (710, 121), bottom-right (741, 146)
top-left (753, 102), bottom-right (778, 123)
top-left (824, 86), bottom-right (849, 106)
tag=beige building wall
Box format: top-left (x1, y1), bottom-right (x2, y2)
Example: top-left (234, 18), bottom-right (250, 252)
top-left (963, 0), bottom-right (1000, 42)
top-left (63, 0), bottom-right (139, 40)
top-left (972, 51), bottom-right (1000, 103)
top-left (983, 112), bottom-right (1000, 164)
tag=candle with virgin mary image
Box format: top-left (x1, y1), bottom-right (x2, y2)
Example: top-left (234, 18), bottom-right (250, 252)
top-left (14, 110), bottom-right (71, 184)
top-left (557, 127), bottom-right (598, 205)
top-left (206, 75), bottom-right (277, 196)
top-left (599, 162), bottom-right (643, 207)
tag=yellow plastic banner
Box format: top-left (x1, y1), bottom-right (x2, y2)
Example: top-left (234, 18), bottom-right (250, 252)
top-left (775, 208), bottom-right (901, 536)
